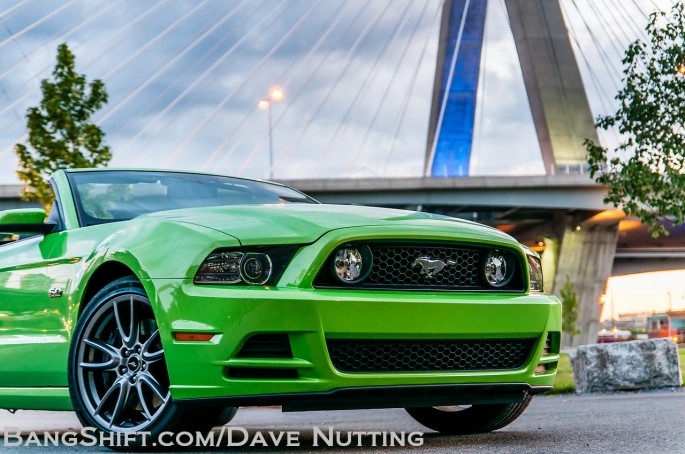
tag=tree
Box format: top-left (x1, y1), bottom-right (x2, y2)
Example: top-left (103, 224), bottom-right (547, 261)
top-left (585, 2), bottom-right (685, 237)
top-left (14, 43), bottom-right (110, 209)
top-left (559, 275), bottom-right (581, 345)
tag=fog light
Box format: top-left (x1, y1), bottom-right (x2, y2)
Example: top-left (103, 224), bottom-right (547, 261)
top-left (332, 245), bottom-right (372, 284)
top-left (483, 250), bottom-right (514, 287)
top-left (535, 364), bottom-right (548, 374)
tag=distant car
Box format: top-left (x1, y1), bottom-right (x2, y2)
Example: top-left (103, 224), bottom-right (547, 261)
top-left (0, 169), bottom-right (561, 447)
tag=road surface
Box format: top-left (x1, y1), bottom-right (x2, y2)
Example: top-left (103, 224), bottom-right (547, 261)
top-left (1, 389), bottom-right (683, 452)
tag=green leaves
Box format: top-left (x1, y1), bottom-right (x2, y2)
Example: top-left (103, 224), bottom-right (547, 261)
top-left (560, 275), bottom-right (581, 341)
top-left (13, 43), bottom-right (111, 209)
top-left (586, 3), bottom-right (685, 237)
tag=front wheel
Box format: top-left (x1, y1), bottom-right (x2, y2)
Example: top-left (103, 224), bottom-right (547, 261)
top-left (406, 394), bottom-right (532, 434)
top-left (68, 276), bottom-right (228, 448)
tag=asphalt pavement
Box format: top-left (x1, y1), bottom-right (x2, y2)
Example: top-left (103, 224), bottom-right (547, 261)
top-left (1, 389), bottom-right (684, 453)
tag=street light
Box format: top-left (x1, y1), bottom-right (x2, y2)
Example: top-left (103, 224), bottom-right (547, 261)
top-left (258, 85), bottom-right (284, 180)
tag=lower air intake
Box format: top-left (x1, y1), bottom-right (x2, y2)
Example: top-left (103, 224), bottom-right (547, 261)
top-left (326, 338), bottom-right (534, 373)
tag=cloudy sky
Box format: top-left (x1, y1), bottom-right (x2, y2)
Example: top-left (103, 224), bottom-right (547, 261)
top-left (0, 0), bottom-right (675, 184)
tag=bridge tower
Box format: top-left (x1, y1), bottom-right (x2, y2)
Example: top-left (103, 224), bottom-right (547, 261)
top-left (425, 0), bottom-right (614, 346)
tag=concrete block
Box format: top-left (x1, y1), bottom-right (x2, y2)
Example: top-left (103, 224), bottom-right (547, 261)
top-left (570, 338), bottom-right (682, 393)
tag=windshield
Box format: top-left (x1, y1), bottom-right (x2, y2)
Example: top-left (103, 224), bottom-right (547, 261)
top-left (67, 170), bottom-right (317, 226)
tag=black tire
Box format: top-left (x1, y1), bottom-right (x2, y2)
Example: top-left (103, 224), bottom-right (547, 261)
top-left (68, 276), bottom-right (229, 449)
top-left (406, 394), bottom-right (532, 435)
top-left (214, 407), bottom-right (239, 427)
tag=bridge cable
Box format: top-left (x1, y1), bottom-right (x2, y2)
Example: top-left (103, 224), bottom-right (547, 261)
top-left (347, 0), bottom-right (435, 176)
top-left (269, 1), bottom-right (396, 176)
top-left (0, 1), bottom-right (119, 86)
top-left (0, 0), bottom-right (34, 22)
top-left (0, 1), bottom-right (147, 159)
top-left (200, 0), bottom-right (350, 171)
top-left (233, 1), bottom-right (383, 175)
top-left (215, 1), bottom-right (374, 173)
top-left (101, 0), bottom-right (211, 82)
top-left (569, 0), bottom-right (623, 84)
top-left (119, 0), bottom-right (287, 162)
top-left (163, 0), bottom-right (325, 167)
top-left (96, 0), bottom-right (247, 126)
top-left (470, 0), bottom-right (492, 175)
top-left (381, 0), bottom-right (445, 175)
top-left (0, 1), bottom-right (169, 122)
top-left (107, 1), bottom-right (258, 143)
top-left (600, 0), bottom-right (646, 45)
top-left (559, 0), bottom-right (622, 148)
top-left (317, 0), bottom-right (418, 171)
top-left (0, 0), bottom-right (79, 54)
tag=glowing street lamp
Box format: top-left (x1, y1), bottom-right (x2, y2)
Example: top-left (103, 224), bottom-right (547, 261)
top-left (258, 85), bottom-right (285, 180)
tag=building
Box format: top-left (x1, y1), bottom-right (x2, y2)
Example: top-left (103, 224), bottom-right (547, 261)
top-left (647, 311), bottom-right (685, 343)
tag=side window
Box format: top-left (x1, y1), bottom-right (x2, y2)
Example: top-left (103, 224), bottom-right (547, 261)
top-left (0, 233), bottom-right (17, 246)
top-left (46, 199), bottom-right (64, 232)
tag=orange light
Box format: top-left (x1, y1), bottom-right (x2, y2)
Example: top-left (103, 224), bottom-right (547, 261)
top-left (673, 336), bottom-right (679, 344)
top-left (678, 65), bottom-right (685, 75)
top-left (269, 85), bottom-right (285, 101)
top-left (173, 332), bottom-right (214, 342)
top-left (494, 224), bottom-right (516, 233)
top-left (618, 219), bottom-right (643, 232)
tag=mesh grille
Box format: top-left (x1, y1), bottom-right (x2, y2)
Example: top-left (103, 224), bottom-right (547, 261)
top-left (326, 339), bottom-right (534, 373)
top-left (367, 245), bottom-right (481, 287)
top-left (314, 242), bottom-right (525, 291)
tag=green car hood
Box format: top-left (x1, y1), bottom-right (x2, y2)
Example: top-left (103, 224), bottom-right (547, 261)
top-left (139, 204), bottom-right (518, 246)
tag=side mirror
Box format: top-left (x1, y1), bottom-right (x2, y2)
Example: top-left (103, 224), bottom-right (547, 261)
top-left (0, 208), bottom-right (56, 234)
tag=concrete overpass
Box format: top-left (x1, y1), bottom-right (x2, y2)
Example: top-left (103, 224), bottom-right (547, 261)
top-left (0, 185), bottom-right (37, 210)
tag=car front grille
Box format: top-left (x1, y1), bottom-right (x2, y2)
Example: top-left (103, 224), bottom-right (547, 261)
top-left (367, 245), bottom-right (481, 287)
top-left (313, 242), bottom-right (524, 291)
top-left (326, 338), bottom-right (535, 373)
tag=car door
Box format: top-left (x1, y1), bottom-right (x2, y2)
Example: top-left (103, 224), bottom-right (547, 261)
top-left (0, 205), bottom-right (71, 387)
top-left (0, 234), bottom-right (67, 386)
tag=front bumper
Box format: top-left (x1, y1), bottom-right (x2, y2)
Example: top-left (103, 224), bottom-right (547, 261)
top-left (147, 279), bottom-right (561, 407)
top-left (176, 383), bottom-right (552, 412)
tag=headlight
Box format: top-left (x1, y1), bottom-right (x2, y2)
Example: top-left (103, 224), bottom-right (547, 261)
top-left (527, 255), bottom-right (544, 292)
top-left (483, 250), bottom-right (515, 288)
top-left (195, 251), bottom-right (243, 284)
top-left (194, 245), bottom-right (298, 286)
top-left (331, 245), bottom-right (373, 284)
top-left (240, 253), bottom-right (272, 285)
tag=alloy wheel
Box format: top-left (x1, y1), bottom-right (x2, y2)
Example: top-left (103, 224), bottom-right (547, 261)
top-left (75, 293), bottom-right (169, 432)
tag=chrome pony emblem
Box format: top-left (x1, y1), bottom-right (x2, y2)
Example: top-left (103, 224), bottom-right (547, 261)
top-left (412, 256), bottom-right (457, 279)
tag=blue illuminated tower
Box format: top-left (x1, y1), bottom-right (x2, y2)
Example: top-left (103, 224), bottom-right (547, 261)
top-left (425, 0), bottom-right (488, 177)
top-left (425, 0), bottom-right (598, 177)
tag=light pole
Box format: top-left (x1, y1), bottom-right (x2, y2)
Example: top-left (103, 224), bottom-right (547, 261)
top-left (258, 85), bottom-right (284, 180)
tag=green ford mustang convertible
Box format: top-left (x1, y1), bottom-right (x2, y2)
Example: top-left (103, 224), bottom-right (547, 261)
top-left (0, 169), bottom-right (560, 446)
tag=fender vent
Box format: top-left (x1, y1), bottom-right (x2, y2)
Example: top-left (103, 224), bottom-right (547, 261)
top-left (237, 334), bottom-right (293, 358)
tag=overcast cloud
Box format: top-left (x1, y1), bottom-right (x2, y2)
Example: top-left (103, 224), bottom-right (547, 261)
top-left (0, 0), bottom-right (675, 184)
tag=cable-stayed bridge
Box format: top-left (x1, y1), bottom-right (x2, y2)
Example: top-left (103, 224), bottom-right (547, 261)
top-left (0, 0), bottom-right (681, 345)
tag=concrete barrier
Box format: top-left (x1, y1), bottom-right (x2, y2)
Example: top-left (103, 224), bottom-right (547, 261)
top-left (570, 338), bottom-right (682, 393)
